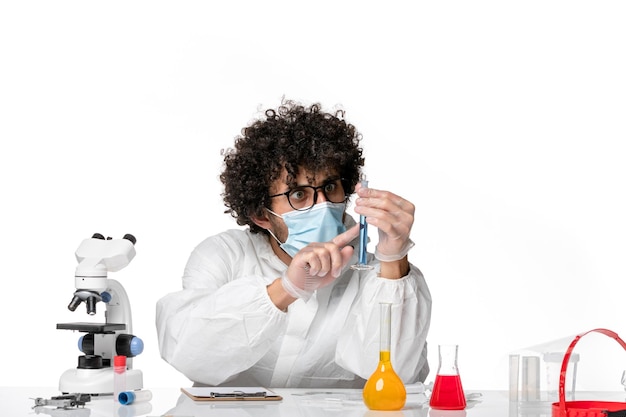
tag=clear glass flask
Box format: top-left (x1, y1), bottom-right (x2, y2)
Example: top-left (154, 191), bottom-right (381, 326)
top-left (363, 303), bottom-right (406, 410)
top-left (429, 344), bottom-right (466, 410)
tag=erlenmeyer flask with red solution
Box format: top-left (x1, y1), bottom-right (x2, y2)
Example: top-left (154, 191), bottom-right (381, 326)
top-left (429, 344), bottom-right (467, 410)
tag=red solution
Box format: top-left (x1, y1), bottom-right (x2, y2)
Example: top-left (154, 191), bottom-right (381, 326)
top-left (429, 374), bottom-right (466, 410)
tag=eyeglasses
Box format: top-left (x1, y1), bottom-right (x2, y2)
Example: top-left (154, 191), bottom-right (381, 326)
top-left (269, 177), bottom-right (347, 211)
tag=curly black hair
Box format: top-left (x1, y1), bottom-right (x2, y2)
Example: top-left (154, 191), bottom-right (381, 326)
top-left (220, 99), bottom-right (365, 234)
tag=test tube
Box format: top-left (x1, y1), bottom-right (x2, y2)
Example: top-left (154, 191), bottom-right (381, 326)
top-left (113, 355), bottom-right (126, 403)
top-left (509, 354), bottom-right (519, 402)
top-left (118, 389), bottom-right (153, 405)
top-left (351, 178), bottom-right (374, 271)
top-left (521, 356), bottom-right (540, 401)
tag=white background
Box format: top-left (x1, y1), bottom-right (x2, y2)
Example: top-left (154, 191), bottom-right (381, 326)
top-left (1, 1), bottom-right (625, 392)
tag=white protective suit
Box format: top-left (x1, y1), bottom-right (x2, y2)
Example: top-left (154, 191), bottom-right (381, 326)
top-left (156, 217), bottom-right (432, 388)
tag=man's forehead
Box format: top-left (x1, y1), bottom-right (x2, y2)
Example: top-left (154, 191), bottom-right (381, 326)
top-left (295, 170), bottom-right (338, 184)
top-left (272, 168), bottom-right (338, 191)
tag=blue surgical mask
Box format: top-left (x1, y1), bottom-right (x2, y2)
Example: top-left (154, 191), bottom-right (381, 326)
top-left (267, 201), bottom-right (347, 257)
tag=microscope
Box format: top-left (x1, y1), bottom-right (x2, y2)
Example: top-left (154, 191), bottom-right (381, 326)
top-left (57, 233), bottom-right (144, 395)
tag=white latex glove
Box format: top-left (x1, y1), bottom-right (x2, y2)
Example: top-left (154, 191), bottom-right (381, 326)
top-left (281, 224), bottom-right (359, 301)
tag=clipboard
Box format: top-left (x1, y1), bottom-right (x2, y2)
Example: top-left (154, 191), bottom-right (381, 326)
top-left (181, 386), bottom-right (283, 401)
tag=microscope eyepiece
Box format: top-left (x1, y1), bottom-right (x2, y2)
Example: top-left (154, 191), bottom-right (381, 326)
top-left (123, 234), bottom-right (136, 245)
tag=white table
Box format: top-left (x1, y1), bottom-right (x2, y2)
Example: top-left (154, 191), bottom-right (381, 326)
top-left (5, 387), bottom-right (625, 417)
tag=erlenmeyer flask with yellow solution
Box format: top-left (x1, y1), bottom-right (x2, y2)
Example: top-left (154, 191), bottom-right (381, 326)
top-left (363, 302), bottom-right (406, 411)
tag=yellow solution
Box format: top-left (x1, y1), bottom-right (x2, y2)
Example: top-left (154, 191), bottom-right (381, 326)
top-left (363, 350), bottom-right (407, 411)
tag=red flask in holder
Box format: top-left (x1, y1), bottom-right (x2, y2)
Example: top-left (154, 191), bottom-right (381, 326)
top-left (552, 328), bottom-right (626, 417)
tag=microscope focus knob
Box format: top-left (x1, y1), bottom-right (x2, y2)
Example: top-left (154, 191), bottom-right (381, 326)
top-left (78, 355), bottom-right (103, 369)
top-left (78, 334), bottom-right (95, 355)
top-left (116, 334), bottom-right (144, 357)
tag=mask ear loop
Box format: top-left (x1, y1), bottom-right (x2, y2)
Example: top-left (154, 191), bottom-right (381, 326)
top-left (266, 228), bottom-right (284, 246)
top-left (264, 208), bottom-right (286, 246)
top-left (265, 207), bottom-right (282, 219)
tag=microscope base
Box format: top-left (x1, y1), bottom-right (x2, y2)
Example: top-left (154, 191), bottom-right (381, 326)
top-left (59, 367), bottom-right (143, 395)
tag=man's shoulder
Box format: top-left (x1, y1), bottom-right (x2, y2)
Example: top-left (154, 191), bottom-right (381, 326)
top-left (195, 228), bottom-right (265, 252)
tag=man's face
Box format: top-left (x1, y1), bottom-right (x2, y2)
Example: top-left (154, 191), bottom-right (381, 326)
top-left (266, 168), bottom-right (342, 244)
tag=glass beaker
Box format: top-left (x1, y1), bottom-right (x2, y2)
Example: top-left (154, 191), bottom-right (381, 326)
top-left (363, 303), bottom-right (406, 411)
top-left (544, 352), bottom-right (579, 402)
top-left (429, 344), bottom-right (466, 410)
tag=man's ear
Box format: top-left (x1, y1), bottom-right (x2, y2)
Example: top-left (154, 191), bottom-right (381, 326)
top-left (252, 212), bottom-right (271, 230)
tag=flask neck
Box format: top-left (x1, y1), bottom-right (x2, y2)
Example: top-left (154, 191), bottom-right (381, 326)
top-left (379, 350), bottom-right (392, 362)
top-left (437, 344), bottom-right (460, 375)
top-left (379, 303), bottom-right (392, 353)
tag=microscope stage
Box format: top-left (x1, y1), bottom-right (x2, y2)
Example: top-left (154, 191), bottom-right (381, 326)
top-left (57, 322), bottom-right (126, 333)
